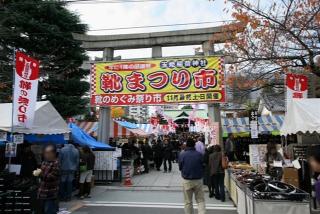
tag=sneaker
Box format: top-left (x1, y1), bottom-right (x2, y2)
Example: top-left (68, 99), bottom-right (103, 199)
top-left (80, 196), bottom-right (84, 200)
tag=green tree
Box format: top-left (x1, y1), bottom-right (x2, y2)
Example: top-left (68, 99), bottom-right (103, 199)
top-left (0, 0), bottom-right (89, 117)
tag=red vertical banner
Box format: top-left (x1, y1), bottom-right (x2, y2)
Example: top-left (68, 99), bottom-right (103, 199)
top-left (286, 73), bottom-right (308, 99)
top-left (13, 51), bottom-right (40, 128)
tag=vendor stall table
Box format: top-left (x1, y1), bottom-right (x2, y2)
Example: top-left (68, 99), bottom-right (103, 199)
top-left (246, 187), bottom-right (310, 214)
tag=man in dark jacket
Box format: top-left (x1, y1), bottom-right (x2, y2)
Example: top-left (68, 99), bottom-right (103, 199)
top-left (162, 139), bottom-right (173, 173)
top-left (152, 140), bottom-right (163, 171)
top-left (179, 138), bottom-right (206, 214)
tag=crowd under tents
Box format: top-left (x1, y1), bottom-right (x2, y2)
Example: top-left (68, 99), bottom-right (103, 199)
top-left (68, 123), bottom-right (114, 151)
top-left (0, 101), bottom-right (70, 144)
top-left (281, 99), bottom-right (320, 135)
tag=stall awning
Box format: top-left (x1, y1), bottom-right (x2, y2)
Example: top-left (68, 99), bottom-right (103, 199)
top-left (0, 101), bottom-right (69, 135)
top-left (222, 115), bottom-right (284, 134)
top-left (259, 115), bottom-right (284, 133)
top-left (281, 99), bottom-right (320, 135)
top-left (222, 117), bottom-right (250, 134)
top-left (69, 123), bottom-right (114, 150)
top-left (136, 124), bottom-right (152, 134)
top-left (77, 120), bottom-right (148, 138)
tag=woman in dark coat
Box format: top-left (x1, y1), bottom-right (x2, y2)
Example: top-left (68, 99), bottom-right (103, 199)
top-left (203, 146), bottom-right (214, 197)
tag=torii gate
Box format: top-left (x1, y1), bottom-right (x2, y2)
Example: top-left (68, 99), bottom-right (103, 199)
top-left (74, 24), bottom-right (241, 145)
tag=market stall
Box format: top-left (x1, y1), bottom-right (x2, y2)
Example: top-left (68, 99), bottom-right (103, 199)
top-left (225, 165), bottom-right (311, 214)
top-left (0, 101), bottom-right (70, 144)
top-left (280, 98), bottom-right (320, 210)
top-left (0, 101), bottom-right (69, 213)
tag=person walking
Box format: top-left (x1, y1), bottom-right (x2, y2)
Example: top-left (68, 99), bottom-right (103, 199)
top-left (179, 138), bottom-right (206, 214)
top-left (79, 146), bottom-right (95, 199)
top-left (163, 139), bottom-right (173, 173)
top-left (195, 137), bottom-right (205, 155)
top-left (152, 139), bottom-right (163, 171)
top-left (36, 145), bottom-right (60, 214)
top-left (209, 145), bottom-right (226, 202)
top-left (58, 142), bottom-right (79, 201)
top-left (203, 146), bottom-right (214, 198)
top-left (141, 141), bottom-right (152, 173)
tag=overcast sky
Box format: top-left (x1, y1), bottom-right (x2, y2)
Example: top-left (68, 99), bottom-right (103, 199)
top-left (68, 0), bottom-right (232, 59)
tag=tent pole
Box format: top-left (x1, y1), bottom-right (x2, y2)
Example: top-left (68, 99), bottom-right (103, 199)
top-left (8, 48), bottom-right (16, 169)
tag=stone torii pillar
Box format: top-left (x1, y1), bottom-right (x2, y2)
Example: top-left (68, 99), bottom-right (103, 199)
top-left (202, 41), bottom-right (223, 146)
top-left (97, 47), bottom-right (114, 144)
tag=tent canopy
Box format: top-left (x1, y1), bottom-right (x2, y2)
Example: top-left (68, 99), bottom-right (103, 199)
top-left (221, 115), bottom-right (284, 134)
top-left (69, 123), bottom-right (114, 150)
top-left (77, 120), bottom-right (148, 138)
top-left (281, 99), bottom-right (320, 135)
top-left (0, 101), bottom-right (69, 135)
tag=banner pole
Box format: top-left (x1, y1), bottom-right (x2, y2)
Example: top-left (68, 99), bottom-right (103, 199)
top-left (8, 48), bottom-right (16, 169)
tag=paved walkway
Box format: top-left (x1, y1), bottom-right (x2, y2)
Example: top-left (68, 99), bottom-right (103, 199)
top-left (131, 162), bottom-right (183, 188)
top-left (60, 162), bottom-right (235, 213)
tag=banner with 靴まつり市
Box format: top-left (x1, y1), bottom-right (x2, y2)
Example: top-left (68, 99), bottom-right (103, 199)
top-left (90, 56), bottom-right (226, 106)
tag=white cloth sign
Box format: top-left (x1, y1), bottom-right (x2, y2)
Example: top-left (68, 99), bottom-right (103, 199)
top-left (0, 132), bottom-right (7, 141)
top-left (13, 51), bottom-right (40, 129)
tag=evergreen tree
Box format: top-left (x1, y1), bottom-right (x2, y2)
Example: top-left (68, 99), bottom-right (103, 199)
top-left (0, 0), bottom-right (89, 117)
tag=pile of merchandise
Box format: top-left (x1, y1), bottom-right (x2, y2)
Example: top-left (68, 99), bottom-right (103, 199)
top-left (233, 169), bottom-right (309, 201)
top-left (0, 170), bottom-right (38, 213)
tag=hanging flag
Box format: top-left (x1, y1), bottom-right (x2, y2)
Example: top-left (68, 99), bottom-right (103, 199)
top-left (286, 73), bottom-right (308, 99)
top-left (13, 51), bottom-right (40, 128)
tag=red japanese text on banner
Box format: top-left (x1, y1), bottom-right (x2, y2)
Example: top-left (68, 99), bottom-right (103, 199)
top-left (13, 51), bottom-right (40, 128)
top-left (90, 56), bottom-right (226, 106)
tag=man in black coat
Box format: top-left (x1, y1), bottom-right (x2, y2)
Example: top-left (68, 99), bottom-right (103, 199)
top-left (152, 140), bottom-right (163, 171)
top-left (162, 139), bottom-right (173, 173)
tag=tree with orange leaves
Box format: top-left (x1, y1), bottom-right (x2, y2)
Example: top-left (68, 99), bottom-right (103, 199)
top-left (221, 0), bottom-right (320, 95)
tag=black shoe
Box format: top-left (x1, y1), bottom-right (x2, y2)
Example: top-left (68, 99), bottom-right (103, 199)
top-left (164, 171), bottom-right (167, 173)
top-left (209, 193), bottom-right (214, 198)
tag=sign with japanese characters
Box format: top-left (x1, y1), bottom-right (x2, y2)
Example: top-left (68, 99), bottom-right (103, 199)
top-left (13, 51), bottom-right (40, 128)
top-left (286, 73), bottom-right (308, 99)
top-left (90, 56), bottom-right (225, 106)
top-left (249, 110), bottom-right (258, 139)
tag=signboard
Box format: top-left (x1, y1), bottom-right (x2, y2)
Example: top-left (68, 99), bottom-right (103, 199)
top-left (0, 132), bottom-right (7, 141)
top-left (286, 73), bottom-right (308, 100)
top-left (90, 56), bottom-right (225, 106)
top-left (13, 51), bottom-right (40, 128)
top-left (209, 122), bottom-right (220, 145)
top-left (5, 143), bottom-right (17, 158)
top-left (13, 134), bottom-right (24, 144)
top-left (94, 151), bottom-right (117, 170)
top-left (249, 110), bottom-right (258, 139)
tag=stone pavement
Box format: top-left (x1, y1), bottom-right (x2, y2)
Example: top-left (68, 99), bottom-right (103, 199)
top-left (130, 162), bottom-right (183, 189)
top-left (60, 162), bottom-right (235, 213)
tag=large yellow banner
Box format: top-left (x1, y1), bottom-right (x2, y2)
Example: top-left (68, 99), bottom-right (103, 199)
top-left (90, 56), bottom-right (225, 106)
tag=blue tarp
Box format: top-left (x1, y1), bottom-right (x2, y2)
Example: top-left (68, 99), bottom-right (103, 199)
top-left (24, 134), bottom-right (66, 144)
top-left (0, 133), bottom-right (66, 144)
top-left (115, 121), bottom-right (138, 129)
top-left (69, 123), bottom-right (114, 151)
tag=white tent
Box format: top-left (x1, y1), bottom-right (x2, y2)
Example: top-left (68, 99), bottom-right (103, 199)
top-left (0, 101), bottom-right (69, 134)
top-left (280, 99), bottom-right (320, 135)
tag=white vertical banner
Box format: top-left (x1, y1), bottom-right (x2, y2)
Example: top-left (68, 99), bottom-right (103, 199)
top-left (13, 51), bottom-right (40, 128)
